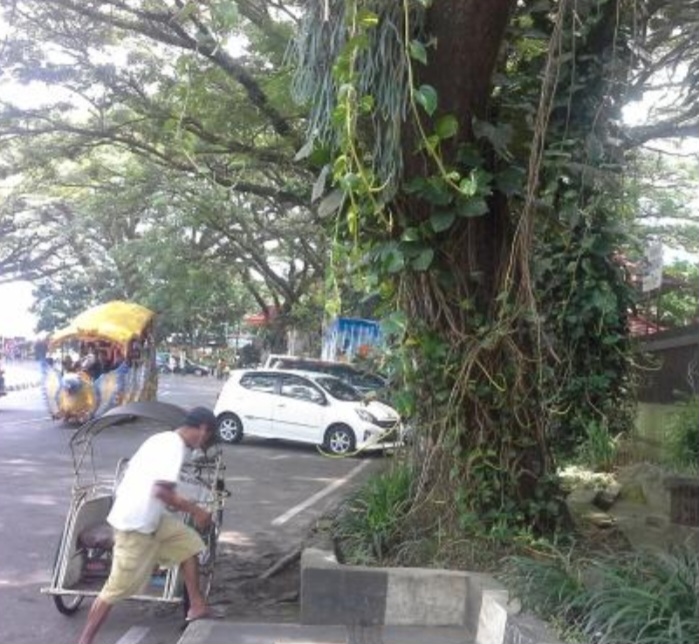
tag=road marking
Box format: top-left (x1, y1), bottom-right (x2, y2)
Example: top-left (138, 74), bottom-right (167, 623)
top-left (271, 460), bottom-right (371, 526)
top-left (2, 416), bottom-right (52, 427)
top-left (115, 626), bottom-right (149, 644)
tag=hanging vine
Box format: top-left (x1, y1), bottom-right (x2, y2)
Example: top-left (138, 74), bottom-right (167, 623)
top-left (291, 0), bottom-right (637, 540)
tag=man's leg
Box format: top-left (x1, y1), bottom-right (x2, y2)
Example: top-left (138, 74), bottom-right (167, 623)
top-left (155, 515), bottom-right (209, 620)
top-left (77, 597), bottom-right (113, 644)
top-left (79, 530), bottom-right (155, 643)
top-left (181, 555), bottom-right (208, 620)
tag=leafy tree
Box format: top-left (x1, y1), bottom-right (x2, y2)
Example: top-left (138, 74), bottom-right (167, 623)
top-left (290, 0), bottom-right (699, 535)
top-left (0, 1), bottom-right (329, 344)
top-left (629, 152), bottom-right (699, 254)
top-left (634, 261), bottom-right (699, 328)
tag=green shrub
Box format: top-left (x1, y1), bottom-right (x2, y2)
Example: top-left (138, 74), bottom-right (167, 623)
top-left (334, 463), bottom-right (413, 563)
top-left (576, 420), bottom-right (619, 472)
top-left (503, 546), bottom-right (699, 644)
top-left (665, 396), bottom-right (699, 471)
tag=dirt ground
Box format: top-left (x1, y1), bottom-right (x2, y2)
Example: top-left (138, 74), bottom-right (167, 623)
top-left (207, 536), bottom-right (301, 622)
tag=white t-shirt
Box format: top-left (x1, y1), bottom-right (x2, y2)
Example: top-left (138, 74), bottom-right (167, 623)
top-left (108, 431), bottom-right (187, 533)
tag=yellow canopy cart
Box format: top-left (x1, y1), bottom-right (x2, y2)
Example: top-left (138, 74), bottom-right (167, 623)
top-left (43, 301), bottom-right (158, 423)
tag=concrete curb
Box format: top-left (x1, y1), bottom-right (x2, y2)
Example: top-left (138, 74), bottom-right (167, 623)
top-left (301, 547), bottom-right (571, 644)
top-left (5, 379), bottom-right (41, 392)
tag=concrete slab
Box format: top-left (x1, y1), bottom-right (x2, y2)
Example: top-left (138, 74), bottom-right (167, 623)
top-left (177, 621), bottom-right (473, 644)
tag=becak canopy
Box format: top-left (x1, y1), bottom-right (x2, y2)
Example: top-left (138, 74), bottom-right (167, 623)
top-left (50, 301), bottom-right (155, 347)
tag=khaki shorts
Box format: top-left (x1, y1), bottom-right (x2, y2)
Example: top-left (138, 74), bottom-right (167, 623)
top-left (99, 515), bottom-right (204, 604)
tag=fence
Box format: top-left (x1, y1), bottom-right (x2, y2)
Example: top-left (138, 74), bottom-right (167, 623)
top-left (636, 323), bottom-right (699, 404)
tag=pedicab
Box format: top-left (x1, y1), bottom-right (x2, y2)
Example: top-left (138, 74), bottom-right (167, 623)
top-left (43, 301), bottom-right (159, 424)
top-left (41, 401), bottom-right (228, 616)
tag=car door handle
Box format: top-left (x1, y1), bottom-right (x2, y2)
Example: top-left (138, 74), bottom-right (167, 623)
top-left (277, 403), bottom-right (286, 407)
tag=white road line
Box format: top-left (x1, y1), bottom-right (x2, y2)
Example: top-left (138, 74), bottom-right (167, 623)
top-left (2, 416), bottom-right (52, 427)
top-left (115, 626), bottom-right (150, 644)
top-left (271, 460), bottom-right (371, 526)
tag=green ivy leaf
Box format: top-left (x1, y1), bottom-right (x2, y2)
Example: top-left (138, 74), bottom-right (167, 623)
top-left (402, 227), bottom-right (421, 242)
top-left (494, 166), bottom-right (524, 196)
top-left (430, 211), bottom-right (455, 232)
top-left (412, 248), bottom-right (434, 271)
top-left (409, 40), bottom-right (427, 65)
top-left (423, 177), bottom-right (454, 205)
top-left (386, 249), bottom-right (405, 273)
top-left (472, 118), bottom-right (513, 159)
top-left (403, 176), bottom-right (428, 194)
top-left (435, 114), bottom-right (458, 140)
top-left (458, 175), bottom-right (478, 197)
top-left (456, 197), bottom-right (488, 217)
top-left (415, 84), bottom-right (438, 116)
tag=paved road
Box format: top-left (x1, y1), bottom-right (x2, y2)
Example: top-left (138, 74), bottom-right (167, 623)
top-left (0, 371), bottom-right (383, 644)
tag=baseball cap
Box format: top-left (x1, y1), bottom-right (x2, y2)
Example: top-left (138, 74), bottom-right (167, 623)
top-left (184, 406), bottom-right (218, 435)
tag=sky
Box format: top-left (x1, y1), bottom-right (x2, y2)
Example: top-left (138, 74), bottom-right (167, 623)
top-left (0, 11), bottom-right (696, 339)
top-left (0, 281), bottom-right (37, 337)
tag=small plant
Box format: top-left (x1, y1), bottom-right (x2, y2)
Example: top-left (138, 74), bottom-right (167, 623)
top-left (334, 464), bottom-right (413, 563)
top-left (665, 396), bottom-right (699, 472)
top-left (503, 546), bottom-right (699, 644)
top-left (577, 420), bottom-right (620, 472)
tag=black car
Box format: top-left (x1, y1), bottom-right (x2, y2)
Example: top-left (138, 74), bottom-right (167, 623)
top-left (264, 355), bottom-right (386, 396)
top-left (0, 366), bottom-right (6, 397)
top-left (175, 359), bottom-right (210, 376)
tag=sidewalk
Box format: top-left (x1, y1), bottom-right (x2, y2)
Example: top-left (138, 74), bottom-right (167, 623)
top-left (2, 360), bottom-right (42, 392)
top-left (179, 622), bottom-right (473, 644)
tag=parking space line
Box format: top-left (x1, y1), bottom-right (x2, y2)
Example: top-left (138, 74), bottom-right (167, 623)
top-left (2, 416), bottom-right (52, 427)
top-left (271, 460), bottom-right (371, 526)
top-left (115, 625), bottom-right (149, 644)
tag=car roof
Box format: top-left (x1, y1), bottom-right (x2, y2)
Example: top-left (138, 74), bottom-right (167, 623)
top-left (268, 357), bottom-right (371, 373)
top-left (233, 368), bottom-right (345, 383)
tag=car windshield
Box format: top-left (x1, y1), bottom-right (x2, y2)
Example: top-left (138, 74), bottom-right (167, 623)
top-left (315, 376), bottom-right (362, 401)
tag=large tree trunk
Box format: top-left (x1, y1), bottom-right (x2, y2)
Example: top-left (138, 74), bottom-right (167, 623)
top-left (403, 0), bottom-right (515, 311)
top-left (398, 0), bottom-right (558, 531)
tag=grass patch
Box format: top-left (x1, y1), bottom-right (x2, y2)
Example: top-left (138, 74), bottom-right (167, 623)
top-left (333, 462), bottom-right (413, 564)
top-left (502, 545), bottom-right (699, 644)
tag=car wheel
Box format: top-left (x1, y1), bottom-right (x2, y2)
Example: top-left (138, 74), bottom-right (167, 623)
top-left (217, 413), bottom-right (243, 444)
top-left (323, 424), bottom-right (356, 455)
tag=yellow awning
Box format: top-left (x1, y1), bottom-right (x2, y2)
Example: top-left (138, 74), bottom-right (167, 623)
top-left (50, 301), bottom-right (155, 347)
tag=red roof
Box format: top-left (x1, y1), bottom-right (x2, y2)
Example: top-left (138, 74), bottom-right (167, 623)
top-left (629, 316), bottom-right (666, 337)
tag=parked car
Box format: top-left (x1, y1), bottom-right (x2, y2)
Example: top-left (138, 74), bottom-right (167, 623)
top-left (263, 355), bottom-right (387, 397)
top-left (0, 365), bottom-right (6, 397)
top-left (213, 369), bottom-right (403, 455)
top-left (156, 353), bottom-right (210, 376)
top-left (176, 359), bottom-right (210, 376)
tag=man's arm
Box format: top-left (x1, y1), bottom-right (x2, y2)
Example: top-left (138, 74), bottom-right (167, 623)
top-left (153, 482), bottom-right (212, 530)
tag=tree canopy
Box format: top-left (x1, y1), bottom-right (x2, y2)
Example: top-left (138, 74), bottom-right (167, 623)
top-left (1, 0), bottom-right (698, 536)
top-left (0, 0), bottom-right (333, 341)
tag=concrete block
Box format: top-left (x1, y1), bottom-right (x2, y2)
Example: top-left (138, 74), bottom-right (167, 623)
top-left (301, 565), bottom-right (388, 625)
top-left (385, 568), bottom-right (469, 626)
top-left (475, 589), bottom-right (509, 644)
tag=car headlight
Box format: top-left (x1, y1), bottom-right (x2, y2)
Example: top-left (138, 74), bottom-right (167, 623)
top-left (355, 408), bottom-right (377, 424)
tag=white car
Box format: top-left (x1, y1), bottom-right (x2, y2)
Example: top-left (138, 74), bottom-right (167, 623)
top-left (213, 369), bottom-right (403, 455)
